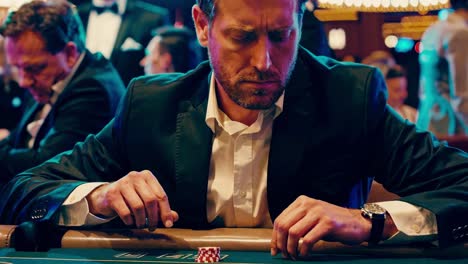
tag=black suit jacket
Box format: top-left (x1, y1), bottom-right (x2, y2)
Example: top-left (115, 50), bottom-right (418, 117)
top-left (0, 51), bottom-right (125, 184)
top-left (0, 48), bottom-right (467, 248)
top-left (78, 0), bottom-right (169, 86)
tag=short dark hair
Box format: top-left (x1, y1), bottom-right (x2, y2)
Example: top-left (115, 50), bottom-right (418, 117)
top-left (450, 0), bottom-right (468, 9)
top-left (2, 0), bottom-right (85, 54)
top-left (197, 0), bottom-right (308, 21)
top-left (386, 65), bottom-right (406, 79)
top-left (153, 26), bottom-right (202, 73)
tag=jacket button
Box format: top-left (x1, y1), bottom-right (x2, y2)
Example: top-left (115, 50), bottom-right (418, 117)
top-left (30, 208), bottom-right (47, 220)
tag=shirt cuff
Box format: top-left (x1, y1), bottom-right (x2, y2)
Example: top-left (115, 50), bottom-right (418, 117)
top-left (377, 201), bottom-right (438, 244)
top-left (58, 182), bottom-right (115, 226)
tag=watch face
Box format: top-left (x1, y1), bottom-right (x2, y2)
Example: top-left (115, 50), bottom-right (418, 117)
top-left (363, 203), bottom-right (386, 214)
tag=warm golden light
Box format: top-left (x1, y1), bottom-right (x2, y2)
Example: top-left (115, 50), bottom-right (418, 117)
top-left (318, 0), bottom-right (449, 12)
top-left (0, 0), bottom-right (31, 8)
top-left (0, 0), bottom-right (31, 23)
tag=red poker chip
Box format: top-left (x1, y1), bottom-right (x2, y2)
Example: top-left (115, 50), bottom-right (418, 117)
top-left (195, 257), bottom-right (220, 263)
top-left (197, 247), bottom-right (220, 254)
top-left (196, 246), bottom-right (221, 262)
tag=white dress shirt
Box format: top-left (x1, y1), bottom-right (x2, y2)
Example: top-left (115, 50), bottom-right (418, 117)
top-left (59, 73), bottom-right (438, 243)
top-left (205, 75), bottom-right (283, 227)
top-left (85, 0), bottom-right (127, 59)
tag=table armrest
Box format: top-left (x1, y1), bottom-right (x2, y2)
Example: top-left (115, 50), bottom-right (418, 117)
top-left (1, 225), bottom-right (467, 257)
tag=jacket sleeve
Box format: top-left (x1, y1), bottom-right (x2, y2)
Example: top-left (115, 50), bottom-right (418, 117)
top-left (0, 80), bottom-right (116, 181)
top-left (0, 83), bottom-right (133, 225)
top-left (367, 69), bottom-right (468, 248)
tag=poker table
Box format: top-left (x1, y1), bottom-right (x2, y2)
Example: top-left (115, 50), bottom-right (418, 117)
top-left (0, 225), bottom-right (466, 263)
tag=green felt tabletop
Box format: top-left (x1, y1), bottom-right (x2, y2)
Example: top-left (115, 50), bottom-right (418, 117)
top-left (0, 248), bottom-right (467, 264)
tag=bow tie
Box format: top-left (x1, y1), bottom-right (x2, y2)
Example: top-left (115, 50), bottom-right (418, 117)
top-left (91, 3), bottom-right (119, 15)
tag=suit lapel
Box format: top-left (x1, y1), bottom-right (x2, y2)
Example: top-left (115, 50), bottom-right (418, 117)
top-left (33, 105), bottom-right (54, 149)
top-left (173, 74), bottom-right (213, 228)
top-left (267, 48), bottom-right (327, 220)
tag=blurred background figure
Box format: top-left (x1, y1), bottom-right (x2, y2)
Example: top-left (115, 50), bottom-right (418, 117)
top-left (0, 35), bottom-right (28, 140)
top-left (418, 0), bottom-right (468, 136)
top-left (78, 0), bottom-right (170, 85)
top-left (341, 54), bottom-right (361, 63)
top-left (363, 51), bottom-right (418, 123)
top-left (0, 0), bottom-right (124, 186)
top-left (362, 50), bottom-right (396, 77)
top-left (385, 65), bottom-right (418, 123)
top-left (140, 26), bottom-right (202, 74)
top-left (300, 0), bottom-right (334, 57)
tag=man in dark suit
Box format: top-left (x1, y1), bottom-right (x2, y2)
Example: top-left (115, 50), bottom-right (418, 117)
top-left (0, 0), bottom-right (125, 185)
top-left (0, 0), bottom-right (467, 258)
top-left (78, 0), bottom-right (169, 85)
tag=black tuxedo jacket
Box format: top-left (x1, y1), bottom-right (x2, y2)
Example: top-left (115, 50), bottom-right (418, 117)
top-left (0, 51), bottom-right (125, 184)
top-left (1, 48), bottom-right (467, 248)
top-left (78, 0), bottom-right (169, 86)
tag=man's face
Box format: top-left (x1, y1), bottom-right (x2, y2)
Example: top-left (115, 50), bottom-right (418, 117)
top-left (386, 77), bottom-right (408, 108)
top-left (5, 31), bottom-right (73, 104)
top-left (198, 0), bottom-right (301, 110)
top-left (140, 36), bottom-right (170, 74)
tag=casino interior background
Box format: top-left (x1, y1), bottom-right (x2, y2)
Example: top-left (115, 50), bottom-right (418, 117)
top-left (0, 1), bottom-right (467, 261)
top-left (1, 0), bottom-right (464, 141)
top-left (1, 0), bottom-right (465, 159)
top-left (0, 0), bottom-right (451, 110)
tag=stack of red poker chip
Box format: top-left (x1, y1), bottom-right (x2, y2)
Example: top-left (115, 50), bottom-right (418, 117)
top-left (195, 246), bottom-right (221, 263)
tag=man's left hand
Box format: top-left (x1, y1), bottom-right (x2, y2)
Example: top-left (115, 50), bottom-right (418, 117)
top-left (270, 195), bottom-right (371, 258)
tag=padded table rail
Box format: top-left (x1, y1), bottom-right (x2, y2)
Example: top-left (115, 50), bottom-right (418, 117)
top-left (1, 225), bottom-right (467, 258)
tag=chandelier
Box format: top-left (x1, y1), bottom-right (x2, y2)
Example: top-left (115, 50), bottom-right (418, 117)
top-left (318, 0), bottom-right (450, 12)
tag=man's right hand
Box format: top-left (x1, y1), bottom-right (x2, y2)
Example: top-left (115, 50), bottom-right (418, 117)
top-left (86, 170), bottom-right (178, 229)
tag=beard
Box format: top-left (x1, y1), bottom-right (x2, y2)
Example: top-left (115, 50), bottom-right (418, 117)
top-left (209, 53), bottom-right (297, 110)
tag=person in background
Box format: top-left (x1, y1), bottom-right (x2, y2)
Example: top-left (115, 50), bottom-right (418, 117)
top-left (385, 65), bottom-right (418, 123)
top-left (78, 0), bottom-right (170, 85)
top-left (0, 0), bottom-right (466, 259)
top-left (299, 0), bottom-right (334, 57)
top-left (140, 26), bottom-right (202, 74)
top-left (0, 35), bottom-right (28, 140)
top-left (341, 54), bottom-right (361, 63)
top-left (0, 0), bottom-right (125, 186)
top-left (418, 0), bottom-right (468, 136)
top-left (362, 50), bottom-right (396, 78)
